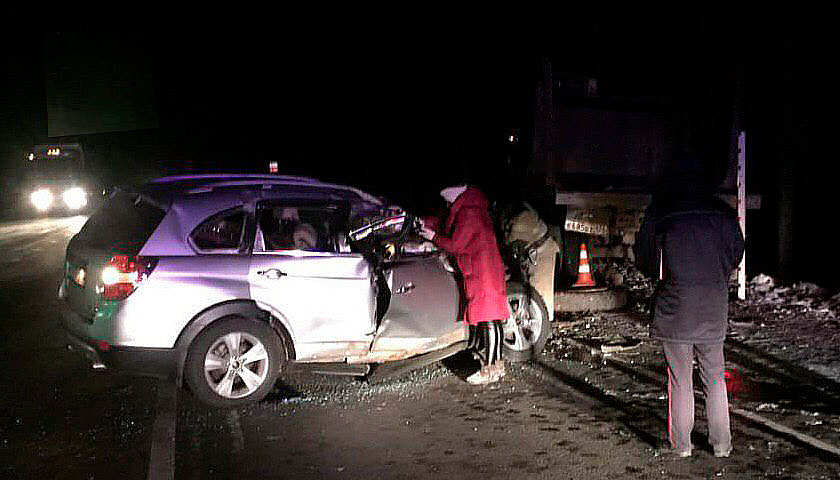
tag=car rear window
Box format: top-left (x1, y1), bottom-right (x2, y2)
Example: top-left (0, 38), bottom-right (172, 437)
top-left (75, 192), bottom-right (167, 253)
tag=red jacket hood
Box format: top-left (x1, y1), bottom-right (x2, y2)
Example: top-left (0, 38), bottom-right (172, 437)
top-left (445, 187), bottom-right (490, 230)
top-left (450, 187), bottom-right (489, 211)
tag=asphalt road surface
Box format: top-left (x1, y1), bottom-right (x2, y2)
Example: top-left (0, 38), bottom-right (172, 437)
top-left (1, 216), bottom-right (839, 479)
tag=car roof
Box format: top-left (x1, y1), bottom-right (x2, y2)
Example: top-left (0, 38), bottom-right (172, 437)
top-left (136, 174), bottom-right (387, 256)
top-left (143, 174), bottom-right (383, 205)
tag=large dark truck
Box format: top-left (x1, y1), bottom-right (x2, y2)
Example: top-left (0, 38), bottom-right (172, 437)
top-left (17, 143), bottom-right (99, 216)
top-left (521, 59), bottom-right (759, 308)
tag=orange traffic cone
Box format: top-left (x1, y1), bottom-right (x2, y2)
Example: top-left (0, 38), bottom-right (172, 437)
top-left (572, 243), bottom-right (597, 288)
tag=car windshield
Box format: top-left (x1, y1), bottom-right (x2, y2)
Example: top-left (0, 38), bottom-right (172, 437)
top-left (347, 206), bottom-right (438, 257)
top-left (348, 211), bottom-right (407, 242)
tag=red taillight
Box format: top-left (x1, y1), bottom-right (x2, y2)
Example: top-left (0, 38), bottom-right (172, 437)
top-left (100, 255), bottom-right (155, 301)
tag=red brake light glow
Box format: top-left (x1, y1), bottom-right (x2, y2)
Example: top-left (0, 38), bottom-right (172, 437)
top-left (101, 255), bottom-right (154, 300)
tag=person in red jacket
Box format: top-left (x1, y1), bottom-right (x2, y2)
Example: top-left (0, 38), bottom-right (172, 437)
top-left (419, 184), bottom-right (510, 384)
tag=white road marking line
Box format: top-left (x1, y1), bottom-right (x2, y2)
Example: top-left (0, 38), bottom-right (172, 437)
top-left (147, 380), bottom-right (178, 480)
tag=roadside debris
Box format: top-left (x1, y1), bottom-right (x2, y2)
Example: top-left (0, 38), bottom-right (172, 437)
top-left (600, 338), bottom-right (642, 354)
top-left (548, 261), bottom-right (840, 386)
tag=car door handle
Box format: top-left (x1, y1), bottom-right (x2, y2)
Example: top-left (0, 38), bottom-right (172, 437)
top-left (394, 282), bottom-right (415, 294)
top-left (257, 268), bottom-right (287, 280)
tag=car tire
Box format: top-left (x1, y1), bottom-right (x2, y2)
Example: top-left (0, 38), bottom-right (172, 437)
top-left (185, 316), bottom-right (285, 407)
top-left (502, 282), bottom-right (550, 363)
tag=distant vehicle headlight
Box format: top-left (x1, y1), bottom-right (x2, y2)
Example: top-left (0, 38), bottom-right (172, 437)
top-left (31, 189), bottom-right (54, 211)
top-left (62, 187), bottom-right (87, 210)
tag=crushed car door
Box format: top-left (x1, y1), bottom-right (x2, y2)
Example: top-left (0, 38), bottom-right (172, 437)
top-left (367, 253), bottom-right (465, 361)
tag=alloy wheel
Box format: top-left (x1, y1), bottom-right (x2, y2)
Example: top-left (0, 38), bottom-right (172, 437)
top-left (504, 292), bottom-right (543, 352)
top-left (203, 331), bottom-right (270, 399)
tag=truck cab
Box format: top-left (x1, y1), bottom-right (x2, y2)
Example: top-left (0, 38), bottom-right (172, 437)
top-left (21, 143), bottom-right (95, 215)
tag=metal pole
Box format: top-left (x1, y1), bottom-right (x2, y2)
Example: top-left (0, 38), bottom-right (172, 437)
top-left (737, 131), bottom-right (747, 300)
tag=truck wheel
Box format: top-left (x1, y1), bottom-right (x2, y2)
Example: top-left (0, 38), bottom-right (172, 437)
top-left (503, 282), bottom-right (550, 363)
top-left (185, 317), bottom-right (285, 407)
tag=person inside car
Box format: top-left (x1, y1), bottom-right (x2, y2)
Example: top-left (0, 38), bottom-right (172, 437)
top-left (268, 207), bottom-right (318, 251)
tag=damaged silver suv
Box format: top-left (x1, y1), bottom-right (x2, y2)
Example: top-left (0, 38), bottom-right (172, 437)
top-left (60, 174), bottom-right (549, 406)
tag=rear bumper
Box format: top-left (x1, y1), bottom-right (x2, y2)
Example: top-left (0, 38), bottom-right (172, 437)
top-left (66, 331), bottom-right (106, 369)
top-left (60, 292), bottom-right (178, 378)
top-left (64, 330), bottom-right (176, 379)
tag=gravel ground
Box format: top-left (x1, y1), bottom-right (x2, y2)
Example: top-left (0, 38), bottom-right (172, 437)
top-left (167, 262), bottom-right (840, 480)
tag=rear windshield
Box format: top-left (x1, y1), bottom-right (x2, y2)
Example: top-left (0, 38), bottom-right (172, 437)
top-left (75, 192), bottom-right (167, 253)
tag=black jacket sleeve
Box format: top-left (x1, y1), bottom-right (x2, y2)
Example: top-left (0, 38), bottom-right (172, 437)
top-left (725, 216), bottom-right (746, 273)
top-left (634, 211), bottom-right (660, 280)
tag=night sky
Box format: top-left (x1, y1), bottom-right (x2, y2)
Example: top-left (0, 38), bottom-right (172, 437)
top-left (1, 5), bottom-right (834, 286)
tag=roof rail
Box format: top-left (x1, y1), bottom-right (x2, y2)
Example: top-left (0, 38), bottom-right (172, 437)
top-left (146, 173), bottom-right (384, 205)
top-left (150, 173), bottom-right (322, 184)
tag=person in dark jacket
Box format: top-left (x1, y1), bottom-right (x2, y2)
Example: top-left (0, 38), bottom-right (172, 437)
top-left (634, 188), bottom-right (745, 458)
top-left (419, 184), bottom-right (510, 385)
